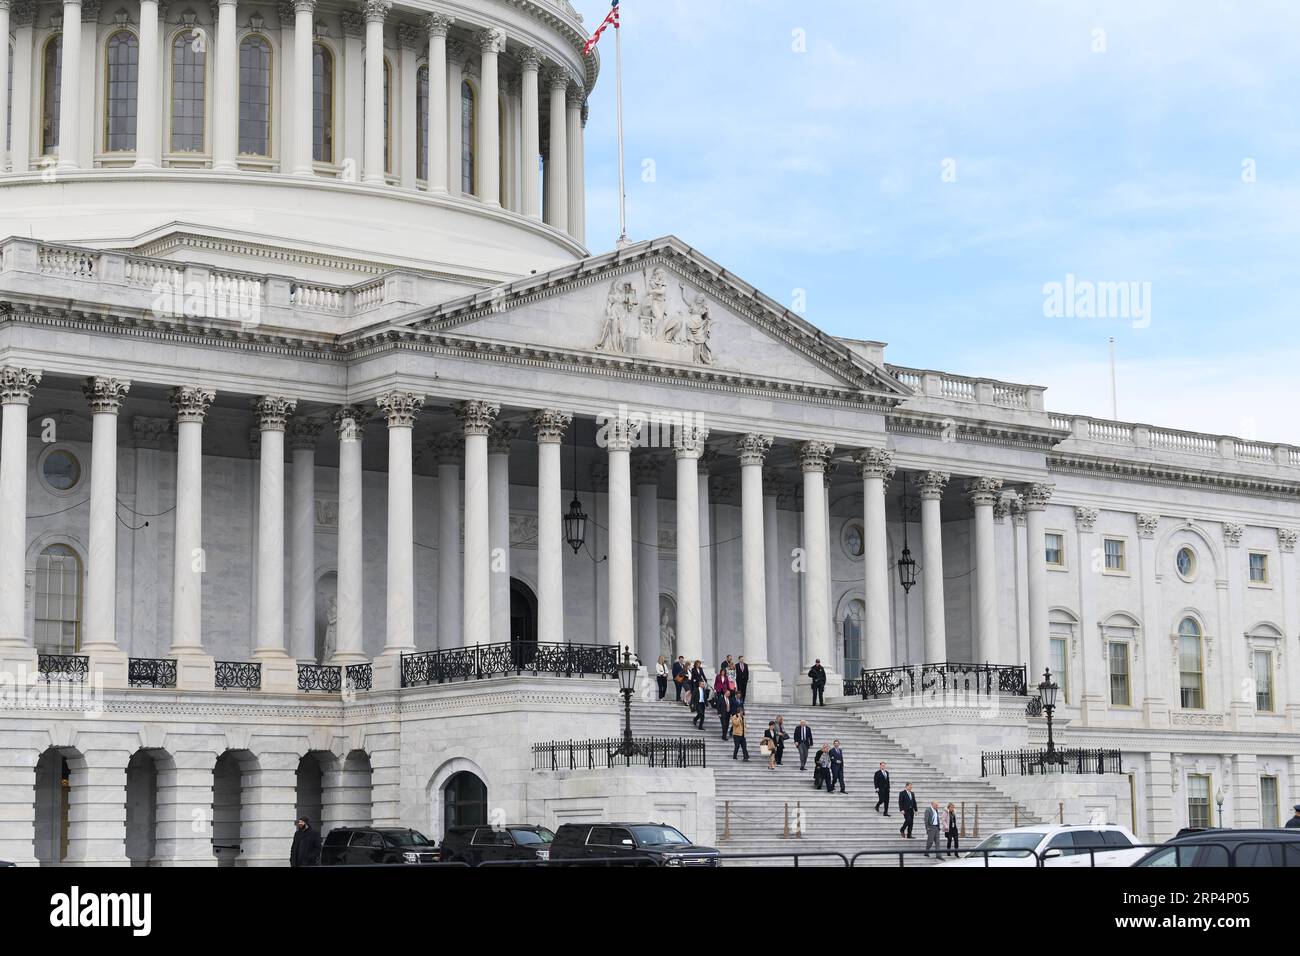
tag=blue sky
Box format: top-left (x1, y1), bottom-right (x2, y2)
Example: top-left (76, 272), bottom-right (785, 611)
top-left (574, 0), bottom-right (1300, 444)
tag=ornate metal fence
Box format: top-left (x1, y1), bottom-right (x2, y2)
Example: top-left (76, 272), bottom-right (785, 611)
top-left (981, 748), bottom-right (1123, 777)
top-left (37, 654), bottom-right (89, 683)
top-left (533, 737), bottom-right (708, 771)
top-left (298, 664), bottom-right (342, 692)
top-left (128, 658), bottom-right (178, 688)
top-left (844, 662), bottom-right (1028, 700)
top-left (345, 663), bottom-right (373, 692)
top-left (215, 661), bottom-right (262, 690)
top-left (402, 641), bottom-right (620, 687)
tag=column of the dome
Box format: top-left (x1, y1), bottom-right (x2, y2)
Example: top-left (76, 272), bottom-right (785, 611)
top-left (56, 0), bottom-right (82, 170)
top-left (476, 28), bottom-right (503, 205)
top-left (362, 0), bottom-right (390, 184)
top-left (213, 0), bottom-right (239, 170)
top-left (446, 39), bottom-right (466, 194)
top-left (133, 0), bottom-right (160, 168)
top-left (426, 14), bottom-right (451, 192)
top-left (566, 81), bottom-right (584, 243)
top-left (544, 67), bottom-right (568, 231)
top-left (397, 22), bottom-right (419, 188)
top-left (7, 3), bottom-right (35, 173)
top-left (519, 47), bottom-right (541, 218)
top-left (0, 2), bottom-right (11, 169)
top-left (292, 0), bottom-right (317, 175)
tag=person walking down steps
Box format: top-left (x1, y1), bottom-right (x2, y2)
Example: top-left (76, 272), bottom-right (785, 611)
top-left (730, 708), bottom-right (749, 761)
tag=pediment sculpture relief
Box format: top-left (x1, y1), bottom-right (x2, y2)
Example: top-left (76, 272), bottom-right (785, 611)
top-left (594, 267), bottom-right (714, 365)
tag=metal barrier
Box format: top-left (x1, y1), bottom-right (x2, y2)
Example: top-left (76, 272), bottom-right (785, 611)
top-left (850, 848), bottom-right (1038, 867)
top-left (1034, 839), bottom-right (1300, 868)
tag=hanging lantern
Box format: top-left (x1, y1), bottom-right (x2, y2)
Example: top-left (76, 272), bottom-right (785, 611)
top-left (564, 495), bottom-right (588, 554)
top-left (897, 543), bottom-right (917, 593)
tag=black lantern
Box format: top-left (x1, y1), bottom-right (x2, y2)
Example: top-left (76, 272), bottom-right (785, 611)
top-left (564, 426), bottom-right (587, 554)
top-left (610, 646), bottom-right (650, 760)
top-left (897, 473), bottom-right (917, 594)
top-left (1037, 668), bottom-right (1065, 768)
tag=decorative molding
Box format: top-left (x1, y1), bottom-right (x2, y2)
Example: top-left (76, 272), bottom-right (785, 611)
top-left (519, 45), bottom-right (543, 71)
top-left (252, 395), bottom-right (297, 432)
top-left (361, 0), bottom-right (389, 23)
top-left (376, 391), bottom-right (424, 428)
top-left (477, 25), bottom-right (504, 53)
top-left (1171, 713), bottom-right (1225, 728)
top-left (916, 471), bottom-right (949, 501)
top-left (531, 408), bottom-right (572, 445)
top-left (1278, 529), bottom-right (1298, 554)
top-left (1222, 522), bottom-right (1244, 548)
top-left (1009, 494), bottom-right (1026, 526)
top-left (1074, 506), bottom-right (1099, 531)
top-left (797, 441), bottom-right (835, 473)
top-left (339, 9), bottom-right (363, 36)
top-left (992, 495), bottom-right (1011, 524)
top-left (453, 400), bottom-right (500, 437)
top-left (736, 433), bottom-right (773, 467)
top-left (1136, 513), bottom-right (1160, 539)
top-left (657, 528), bottom-right (676, 552)
top-left (509, 513), bottom-right (537, 548)
top-left (396, 21), bottom-right (421, 49)
top-left (710, 475), bottom-right (737, 504)
top-left (332, 405), bottom-right (370, 440)
top-left (314, 497), bottom-right (339, 530)
top-left (11, 2), bottom-right (39, 28)
top-left (965, 476), bottom-right (1003, 507)
top-left (1049, 452), bottom-right (1300, 504)
top-left (169, 385), bottom-right (215, 424)
top-left (1021, 481), bottom-right (1054, 511)
top-left (0, 366), bottom-right (41, 404)
top-left (426, 11), bottom-right (452, 37)
top-left (82, 376), bottom-right (130, 414)
top-left (671, 424), bottom-right (708, 459)
top-left (631, 454), bottom-right (664, 485)
top-left (853, 447), bottom-right (895, 482)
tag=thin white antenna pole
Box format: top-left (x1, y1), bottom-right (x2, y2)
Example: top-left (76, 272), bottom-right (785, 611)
top-left (614, 7), bottom-right (629, 248)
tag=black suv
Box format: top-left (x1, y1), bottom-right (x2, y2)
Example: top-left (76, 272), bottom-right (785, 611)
top-left (549, 823), bottom-right (721, 866)
top-left (439, 824), bottom-right (556, 865)
top-left (1135, 828), bottom-right (1300, 867)
top-left (319, 827), bottom-right (439, 865)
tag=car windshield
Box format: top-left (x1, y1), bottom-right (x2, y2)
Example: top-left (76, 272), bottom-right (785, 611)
top-left (385, 830), bottom-right (431, 847)
top-left (630, 826), bottom-right (691, 846)
top-left (510, 828), bottom-right (555, 845)
top-left (971, 831), bottom-right (1046, 855)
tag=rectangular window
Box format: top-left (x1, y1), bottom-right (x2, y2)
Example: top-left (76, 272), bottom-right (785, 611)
top-left (1254, 650), bottom-right (1273, 712)
top-left (1260, 776), bottom-right (1279, 828)
top-left (1248, 552), bottom-right (1269, 584)
top-left (1050, 638), bottom-right (1069, 704)
top-left (1108, 642), bottom-right (1130, 706)
top-left (1045, 532), bottom-right (1065, 568)
top-left (1187, 774), bottom-right (1211, 829)
top-left (1103, 537), bottom-right (1126, 572)
top-left (1179, 635), bottom-right (1204, 709)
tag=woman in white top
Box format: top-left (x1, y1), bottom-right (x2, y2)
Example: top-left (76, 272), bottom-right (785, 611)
top-left (656, 656), bottom-right (670, 700)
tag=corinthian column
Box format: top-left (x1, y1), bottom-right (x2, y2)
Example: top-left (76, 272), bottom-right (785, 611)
top-left (1022, 482), bottom-right (1054, 678)
top-left (429, 435), bottom-right (462, 649)
top-left (566, 82), bottom-right (585, 242)
top-left (169, 386), bottom-right (217, 688)
top-left (0, 2), bottom-right (10, 168)
top-left (739, 434), bottom-right (781, 701)
top-left (519, 48), bottom-right (542, 218)
top-left (332, 407), bottom-right (368, 665)
top-left (426, 14), bottom-right (451, 192)
top-left (918, 471), bottom-right (949, 663)
top-left (252, 396), bottom-right (298, 691)
top-left (633, 454), bottom-right (662, 675)
top-left (476, 28), bottom-right (503, 204)
top-left (487, 422), bottom-right (515, 644)
top-left (292, 0), bottom-right (317, 174)
top-left (797, 441), bottom-right (837, 703)
top-left (673, 424), bottom-right (708, 664)
top-left (533, 410), bottom-right (571, 644)
top-left (288, 418), bottom-right (324, 663)
top-left (80, 377), bottom-right (130, 683)
top-left (0, 369), bottom-right (40, 670)
top-left (544, 68), bottom-right (569, 231)
top-left (56, 0), bottom-right (82, 169)
top-left (855, 447), bottom-right (895, 671)
top-left (456, 400), bottom-right (500, 646)
top-left (373, 391), bottom-right (422, 688)
top-left (967, 476), bottom-right (1003, 665)
top-left (133, 0), bottom-right (160, 168)
top-left (605, 414), bottom-right (637, 650)
top-left (212, 0), bottom-right (239, 170)
top-left (362, 0), bottom-right (391, 183)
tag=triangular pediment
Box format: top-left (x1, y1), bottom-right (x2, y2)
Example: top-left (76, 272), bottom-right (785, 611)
top-left (377, 237), bottom-right (911, 401)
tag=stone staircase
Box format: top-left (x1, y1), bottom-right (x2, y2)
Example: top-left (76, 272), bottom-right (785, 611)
top-left (632, 695), bottom-right (1039, 867)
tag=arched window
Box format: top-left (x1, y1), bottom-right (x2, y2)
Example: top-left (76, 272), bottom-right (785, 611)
top-left (312, 42), bottom-right (333, 163)
top-left (841, 599), bottom-right (864, 679)
top-left (443, 771), bottom-right (487, 832)
top-left (35, 544), bottom-right (82, 654)
top-left (170, 30), bottom-right (206, 153)
top-left (105, 31), bottom-right (139, 152)
top-left (415, 64), bottom-right (428, 180)
top-left (41, 35), bottom-right (62, 156)
top-left (238, 35), bottom-right (271, 156)
top-left (460, 79), bottom-right (475, 193)
top-left (1178, 617), bottom-right (1204, 709)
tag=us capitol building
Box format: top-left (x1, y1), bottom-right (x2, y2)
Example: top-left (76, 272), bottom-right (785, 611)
top-left (0, 0), bottom-right (1296, 866)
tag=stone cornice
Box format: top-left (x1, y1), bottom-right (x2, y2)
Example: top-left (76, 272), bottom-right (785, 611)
top-left (886, 410), bottom-right (1061, 451)
top-left (1049, 452), bottom-right (1300, 502)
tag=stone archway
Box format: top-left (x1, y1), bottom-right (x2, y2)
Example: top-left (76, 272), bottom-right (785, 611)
top-left (125, 748), bottom-right (172, 866)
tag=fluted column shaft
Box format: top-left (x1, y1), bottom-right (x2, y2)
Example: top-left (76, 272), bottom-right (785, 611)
top-left (333, 409), bottom-right (366, 663)
top-left (799, 443), bottom-right (834, 672)
top-left (919, 472), bottom-right (949, 663)
top-left (253, 397), bottom-right (295, 659)
top-left (426, 15), bottom-right (451, 192)
top-left (81, 378), bottom-right (129, 652)
top-left (458, 401), bottom-right (499, 645)
top-left (968, 477), bottom-right (1003, 664)
top-left (566, 86), bottom-right (584, 242)
top-left (133, 0), bottom-right (160, 168)
top-left (363, 2), bottom-right (390, 183)
top-left (56, 0), bottom-right (82, 169)
top-left (606, 419), bottom-right (635, 650)
top-left (520, 51), bottom-right (541, 218)
top-left (1024, 483), bottom-right (1054, 676)
top-left (739, 436), bottom-right (772, 669)
top-left (292, 0), bottom-right (317, 174)
top-left (488, 423), bottom-right (513, 644)
top-left (544, 72), bottom-right (569, 231)
top-left (674, 428), bottom-right (707, 663)
top-left (433, 440), bottom-right (462, 649)
top-left (533, 410), bottom-right (570, 644)
top-left (634, 459), bottom-right (661, 669)
top-left (380, 392), bottom-right (422, 654)
top-left (857, 449), bottom-right (894, 670)
top-left (213, 0), bottom-right (239, 170)
top-left (0, 368), bottom-right (40, 646)
top-left (169, 387), bottom-right (215, 654)
top-left (289, 421), bottom-right (321, 662)
top-left (477, 30), bottom-right (502, 204)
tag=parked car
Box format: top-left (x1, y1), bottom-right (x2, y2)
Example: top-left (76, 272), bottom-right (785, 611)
top-left (319, 827), bottom-right (439, 865)
top-left (939, 824), bottom-right (1145, 867)
top-left (1133, 828), bottom-right (1300, 867)
top-left (549, 823), bottom-right (721, 866)
top-left (439, 824), bottom-right (555, 865)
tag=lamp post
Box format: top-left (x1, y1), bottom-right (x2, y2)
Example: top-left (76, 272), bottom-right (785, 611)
top-left (610, 646), bottom-right (649, 760)
top-left (1037, 668), bottom-right (1065, 769)
top-left (1215, 788), bottom-right (1225, 828)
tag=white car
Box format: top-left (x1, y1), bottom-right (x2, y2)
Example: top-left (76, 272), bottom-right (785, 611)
top-left (937, 824), bottom-right (1147, 867)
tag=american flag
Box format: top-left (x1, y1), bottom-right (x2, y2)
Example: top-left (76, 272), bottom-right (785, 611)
top-left (582, 0), bottom-right (620, 57)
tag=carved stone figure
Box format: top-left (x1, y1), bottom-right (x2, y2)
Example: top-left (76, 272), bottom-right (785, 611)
top-left (681, 286), bottom-right (714, 365)
top-left (658, 598), bottom-right (676, 660)
top-left (323, 598), bottom-right (338, 663)
top-left (595, 280), bottom-right (638, 353)
top-left (641, 266), bottom-right (668, 337)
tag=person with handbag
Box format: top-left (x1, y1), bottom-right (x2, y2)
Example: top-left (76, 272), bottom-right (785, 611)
top-left (731, 709), bottom-right (749, 761)
top-left (815, 745), bottom-right (833, 791)
top-left (656, 656), bottom-right (669, 701)
top-left (944, 803), bottom-right (960, 857)
top-left (671, 656), bottom-right (687, 703)
top-left (692, 680), bottom-right (709, 729)
top-left (716, 689), bottom-right (734, 740)
top-left (773, 716), bottom-right (789, 766)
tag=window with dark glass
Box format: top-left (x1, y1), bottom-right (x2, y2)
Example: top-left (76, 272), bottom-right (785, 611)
top-left (312, 43), bottom-right (333, 162)
top-left (105, 32), bottom-right (139, 152)
top-left (238, 35), bottom-right (271, 156)
top-left (461, 80), bottom-right (475, 192)
top-left (42, 36), bottom-right (62, 156)
top-left (170, 31), bottom-right (206, 153)
top-left (416, 65), bottom-right (428, 180)
top-left (1178, 617), bottom-right (1204, 709)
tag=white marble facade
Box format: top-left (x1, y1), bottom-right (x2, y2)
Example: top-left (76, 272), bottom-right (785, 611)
top-left (0, 0), bottom-right (1298, 865)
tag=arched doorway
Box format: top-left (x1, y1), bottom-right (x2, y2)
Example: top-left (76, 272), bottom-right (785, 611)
top-left (34, 748), bottom-right (74, 865)
top-left (125, 749), bottom-right (169, 866)
top-left (841, 599), bottom-right (865, 679)
top-left (443, 771), bottom-right (488, 833)
top-left (510, 577), bottom-right (538, 666)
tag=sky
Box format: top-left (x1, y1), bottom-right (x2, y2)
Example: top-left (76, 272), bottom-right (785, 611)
top-left (573, 0), bottom-right (1300, 445)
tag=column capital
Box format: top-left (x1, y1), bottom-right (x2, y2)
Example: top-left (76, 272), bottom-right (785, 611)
top-left (12, 1), bottom-right (37, 25)
top-left (340, 9), bottom-right (364, 35)
top-left (447, 37), bottom-right (468, 63)
top-left (1278, 528), bottom-right (1297, 553)
top-left (288, 417), bottom-right (325, 450)
top-left (454, 399), bottom-right (500, 437)
top-left (0, 366), bottom-right (41, 405)
top-left (488, 422), bottom-right (518, 455)
top-left (293, 0), bottom-right (316, 13)
top-left (396, 21), bottom-right (422, 49)
top-left (1020, 481), bottom-right (1054, 511)
top-left (519, 45), bottom-right (543, 72)
top-left (1075, 506), bottom-right (1099, 532)
top-left (82, 376), bottom-right (130, 414)
top-left (917, 470), bottom-right (949, 500)
top-left (426, 11), bottom-right (452, 37)
top-left (992, 494), bottom-right (1012, 524)
top-left (361, 0), bottom-right (389, 23)
top-left (531, 408), bottom-right (572, 444)
top-left (762, 468), bottom-right (787, 497)
top-left (544, 65), bottom-right (572, 92)
top-left (333, 405), bottom-right (371, 440)
top-left (377, 390), bottom-right (424, 428)
top-left (169, 385), bottom-right (215, 423)
top-left (597, 414), bottom-right (640, 452)
top-left (632, 454), bottom-right (665, 485)
top-left (821, 459), bottom-right (838, 487)
top-left (427, 433), bottom-right (464, 466)
top-left (566, 79), bottom-right (585, 107)
top-left (131, 416), bottom-right (171, 449)
top-left (1136, 513), bottom-right (1160, 538)
top-left (964, 476), bottom-right (1003, 506)
top-left (1009, 495), bottom-right (1026, 526)
top-left (853, 446), bottom-right (895, 481)
top-left (736, 433), bottom-right (773, 467)
top-left (797, 440), bottom-right (835, 473)
top-left (672, 425), bottom-right (709, 459)
top-left (253, 395), bottom-right (298, 432)
top-left (477, 26), bottom-right (504, 54)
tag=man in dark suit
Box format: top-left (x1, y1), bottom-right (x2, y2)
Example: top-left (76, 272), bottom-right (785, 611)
top-left (692, 680), bottom-right (709, 729)
top-left (873, 762), bottom-right (891, 815)
top-left (793, 720), bottom-right (814, 770)
top-left (829, 740), bottom-right (846, 793)
top-left (898, 783), bottom-right (918, 838)
top-left (808, 659), bottom-right (827, 706)
top-left (736, 656), bottom-right (750, 700)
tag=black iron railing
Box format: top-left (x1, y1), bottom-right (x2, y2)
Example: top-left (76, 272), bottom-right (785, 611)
top-left (533, 737), bottom-right (708, 771)
top-left (844, 662), bottom-right (1028, 700)
top-left (981, 748), bottom-right (1123, 777)
top-left (215, 661), bottom-right (262, 690)
top-left (37, 654), bottom-right (89, 684)
top-left (345, 663), bottom-right (373, 692)
top-left (128, 658), bottom-right (177, 688)
top-left (298, 664), bottom-right (340, 693)
top-left (1025, 696), bottom-right (1044, 717)
top-left (402, 641), bottom-right (620, 687)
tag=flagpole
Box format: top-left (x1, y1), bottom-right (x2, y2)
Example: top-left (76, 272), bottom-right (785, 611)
top-left (614, 5), bottom-right (629, 248)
